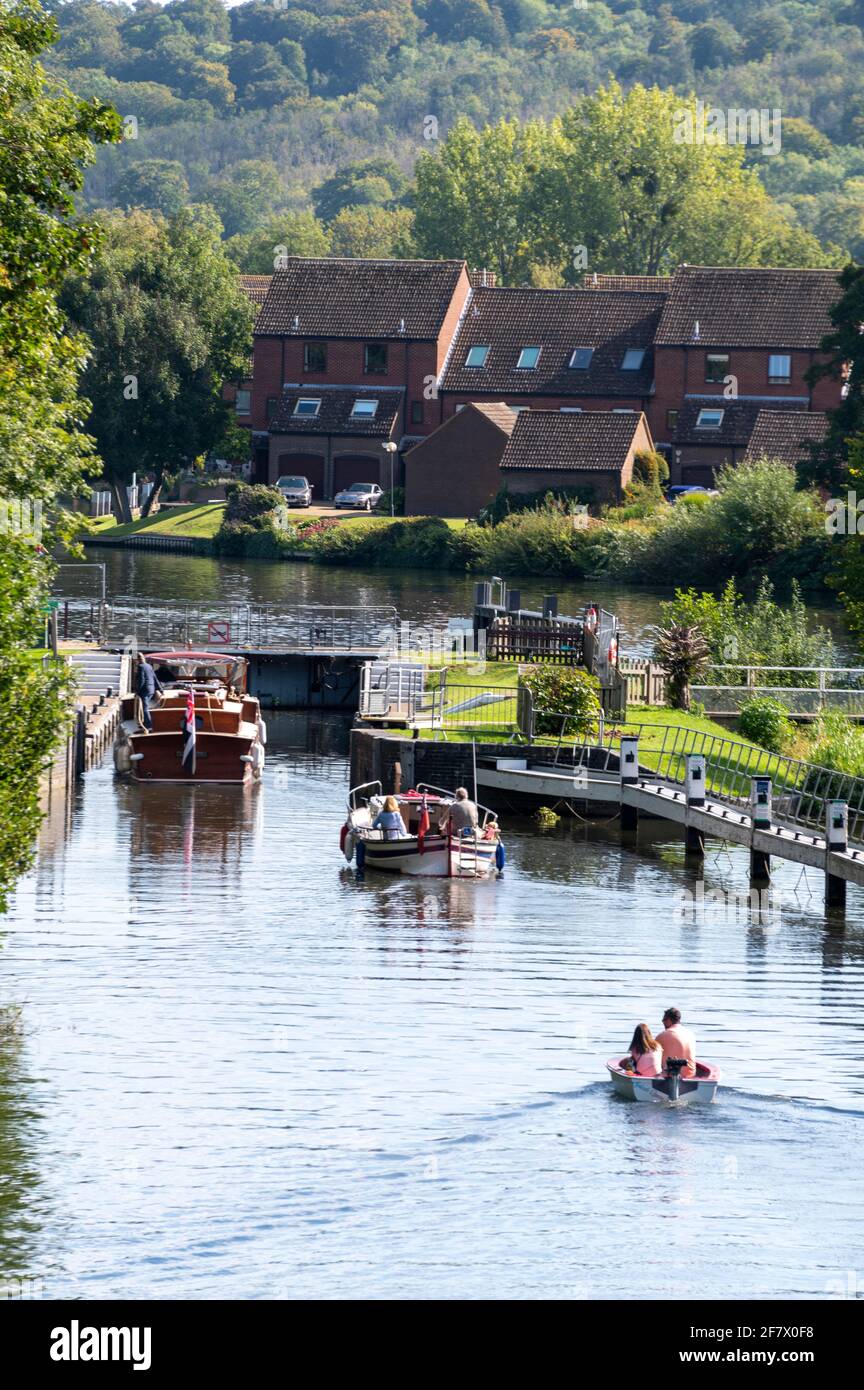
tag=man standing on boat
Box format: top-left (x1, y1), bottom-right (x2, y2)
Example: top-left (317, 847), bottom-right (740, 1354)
top-left (137, 655), bottom-right (164, 732)
top-left (441, 787), bottom-right (479, 836)
top-left (656, 1008), bottom-right (696, 1077)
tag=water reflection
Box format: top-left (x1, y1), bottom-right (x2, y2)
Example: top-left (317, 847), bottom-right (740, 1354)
top-left (2, 711), bottom-right (864, 1298)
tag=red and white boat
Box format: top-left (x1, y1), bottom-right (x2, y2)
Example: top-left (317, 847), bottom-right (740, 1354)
top-left (606, 1056), bottom-right (721, 1105)
top-left (115, 651), bottom-right (266, 784)
top-left (342, 782), bottom-right (504, 878)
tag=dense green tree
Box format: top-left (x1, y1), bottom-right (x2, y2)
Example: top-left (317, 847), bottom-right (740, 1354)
top-left (223, 212), bottom-right (331, 270)
top-left (0, 0), bottom-right (120, 910)
top-left (311, 158), bottom-right (409, 222)
top-left (328, 205), bottom-right (414, 257)
top-left (199, 158), bottom-right (285, 237)
top-left (60, 207), bottom-right (255, 519)
top-left (115, 158), bottom-right (190, 214)
top-left (802, 263), bottom-right (864, 490)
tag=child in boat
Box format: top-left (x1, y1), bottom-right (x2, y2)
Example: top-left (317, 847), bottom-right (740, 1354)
top-left (372, 796), bottom-right (409, 840)
top-left (624, 1023), bottom-right (663, 1076)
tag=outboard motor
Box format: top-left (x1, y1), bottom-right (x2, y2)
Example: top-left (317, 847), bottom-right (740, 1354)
top-left (666, 1057), bottom-right (688, 1102)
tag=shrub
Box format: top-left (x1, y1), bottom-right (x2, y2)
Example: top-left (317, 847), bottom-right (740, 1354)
top-left (661, 578), bottom-right (834, 677)
top-left (808, 710), bottom-right (864, 777)
top-left (519, 664), bottom-right (601, 736)
top-left (631, 448), bottom-right (669, 489)
top-left (214, 482), bottom-right (292, 557)
top-left (479, 484), bottom-right (594, 526)
top-left (738, 696), bottom-right (793, 753)
top-left (377, 485), bottom-right (404, 515)
top-left (653, 623), bottom-right (711, 711)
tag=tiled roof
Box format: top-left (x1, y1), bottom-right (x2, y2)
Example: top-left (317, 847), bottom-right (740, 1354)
top-left (656, 266), bottom-right (841, 347)
top-left (441, 288), bottom-right (664, 396)
top-left (672, 397), bottom-right (806, 448)
top-left (743, 409), bottom-right (829, 464)
top-left (581, 274), bottom-right (672, 293)
top-left (269, 385), bottom-right (402, 437)
top-left (256, 257), bottom-right (466, 338)
top-left (468, 402), bottom-right (519, 434)
top-left (240, 275), bottom-right (272, 311)
top-left (500, 410), bottom-right (645, 473)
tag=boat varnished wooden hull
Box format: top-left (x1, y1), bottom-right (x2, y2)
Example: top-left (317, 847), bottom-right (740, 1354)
top-left (127, 731), bottom-right (258, 784)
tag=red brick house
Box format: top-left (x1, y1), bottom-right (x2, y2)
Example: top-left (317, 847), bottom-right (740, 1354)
top-left (405, 405), bottom-right (654, 516)
top-left (650, 266), bottom-right (842, 481)
top-left (223, 274), bottom-right (272, 424)
top-left (250, 257), bottom-right (472, 489)
top-left (267, 385), bottom-right (403, 498)
top-left (439, 287), bottom-right (664, 422)
top-left (742, 409), bottom-right (829, 468)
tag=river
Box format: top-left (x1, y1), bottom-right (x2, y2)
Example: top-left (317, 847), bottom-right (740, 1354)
top-left (1, 554), bottom-right (862, 1300)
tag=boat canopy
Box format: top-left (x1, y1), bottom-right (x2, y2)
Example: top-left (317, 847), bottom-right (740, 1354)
top-left (146, 652), bottom-right (247, 688)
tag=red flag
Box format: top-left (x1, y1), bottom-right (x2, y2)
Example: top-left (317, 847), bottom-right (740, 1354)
top-left (417, 796), bottom-right (430, 854)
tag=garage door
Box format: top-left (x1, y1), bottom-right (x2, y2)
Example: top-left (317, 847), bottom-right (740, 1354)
top-left (278, 453), bottom-right (325, 498)
top-left (333, 454), bottom-right (382, 495)
top-left (681, 464), bottom-right (716, 487)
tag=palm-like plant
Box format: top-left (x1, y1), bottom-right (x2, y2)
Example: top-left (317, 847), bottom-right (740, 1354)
top-left (653, 624), bottom-right (711, 711)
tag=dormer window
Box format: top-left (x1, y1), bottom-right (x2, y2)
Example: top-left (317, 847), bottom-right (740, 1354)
top-left (516, 346), bottom-right (541, 369)
top-left (569, 348), bottom-right (594, 370)
top-left (364, 343), bottom-right (388, 374)
top-left (293, 398), bottom-right (321, 418)
top-left (705, 353), bottom-right (729, 383)
top-left (465, 345), bottom-right (489, 367)
top-left (696, 408), bottom-right (724, 429)
top-left (351, 399), bottom-right (378, 419)
top-left (621, 348), bottom-right (645, 370)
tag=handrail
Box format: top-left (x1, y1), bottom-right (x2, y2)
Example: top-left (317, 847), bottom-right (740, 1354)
top-left (347, 779), bottom-right (382, 811)
top-left (415, 782), bottom-right (496, 826)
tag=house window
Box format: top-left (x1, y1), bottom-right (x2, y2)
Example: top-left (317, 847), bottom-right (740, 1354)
top-left (293, 398), bottom-right (321, 418)
top-left (705, 353), bottom-right (729, 383)
top-left (768, 353), bottom-right (791, 384)
top-left (621, 348), bottom-right (645, 370)
top-left (560, 407), bottom-right (583, 413)
top-left (364, 343), bottom-right (388, 374)
top-left (304, 342), bottom-right (327, 373)
top-left (509, 404), bottom-right (529, 413)
top-left (410, 400), bottom-right (424, 425)
top-left (454, 403), bottom-right (466, 412)
top-left (465, 345), bottom-right (489, 367)
top-left (351, 399), bottom-right (378, 419)
top-left (516, 346), bottom-right (541, 369)
top-left (613, 408), bottom-right (635, 413)
top-left (667, 409), bottom-right (679, 431)
top-left (569, 348), bottom-right (594, 370)
top-left (234, 389), bottom-right (251, 415)
top-left (696, 408), bottom-right (724, 429)
top-left (266, 396), bottom-right (279, 421)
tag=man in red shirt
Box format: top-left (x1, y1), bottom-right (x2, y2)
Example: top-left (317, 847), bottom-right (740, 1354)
top-left (656, 1007), bottom-right (696, 1077)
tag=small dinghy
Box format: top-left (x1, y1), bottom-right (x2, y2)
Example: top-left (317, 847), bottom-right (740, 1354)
top-left (342, 781), bottom-right (504, 879)
top-left (606, 1056), bottom-right (721, 1105)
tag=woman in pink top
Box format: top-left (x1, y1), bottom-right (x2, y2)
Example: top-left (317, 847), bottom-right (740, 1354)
top-left (625, 1023), bottom-right (663, 1076)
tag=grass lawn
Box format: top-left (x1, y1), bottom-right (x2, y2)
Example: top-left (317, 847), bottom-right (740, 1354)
top-left (89, 503), bottom-right (225, 541)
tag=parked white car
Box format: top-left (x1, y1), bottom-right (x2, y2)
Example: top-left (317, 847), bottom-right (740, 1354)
top-left (276, 475), bottom-right (313, 507)
top-left (334, 482), bottom-right (383, 510)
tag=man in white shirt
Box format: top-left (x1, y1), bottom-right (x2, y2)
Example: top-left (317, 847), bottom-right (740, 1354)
top-left (656, 1007), bottom-right (696, 1077)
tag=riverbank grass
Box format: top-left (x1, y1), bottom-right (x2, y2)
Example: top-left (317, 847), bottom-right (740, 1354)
top-left (89, 503), bottom-right (226, 540)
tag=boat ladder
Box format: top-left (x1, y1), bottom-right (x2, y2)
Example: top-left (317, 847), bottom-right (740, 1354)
top-left (453, 830), bottom-right (483, 879)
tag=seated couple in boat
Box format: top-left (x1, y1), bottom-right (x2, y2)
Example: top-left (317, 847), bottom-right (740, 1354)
top-left (624, 1009), bottom-right (696, 1077)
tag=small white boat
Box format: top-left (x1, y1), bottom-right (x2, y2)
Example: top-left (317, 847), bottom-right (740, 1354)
top-left (606, 1056), bottom-right (721, 1105)
top-left (342, 782), bottom-right (504, 879)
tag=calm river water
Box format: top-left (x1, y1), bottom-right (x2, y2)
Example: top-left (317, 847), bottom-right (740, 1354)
top-left (1, 554), bottom-right (861, 1299)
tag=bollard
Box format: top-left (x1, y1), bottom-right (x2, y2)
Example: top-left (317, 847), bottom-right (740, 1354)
top-left (825, 800), bottom-right (848, 910)
top-left (750, 777), bottom-right (772, 882)
top-left (685, 753), bottom-right (705, 856)
top-left (619, 735), bottom-right (639, 831)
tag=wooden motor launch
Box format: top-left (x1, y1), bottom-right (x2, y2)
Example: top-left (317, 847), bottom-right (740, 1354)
top-left (342, 782), bottom-right (505, 879)
top-left (115, 652), bottom-right (266, 784)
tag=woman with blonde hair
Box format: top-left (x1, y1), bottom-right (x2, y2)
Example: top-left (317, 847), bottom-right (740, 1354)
top-left (624, 1023), bottom-right (662, 1076)
top-left (372, 795), bottom-right (408, 840)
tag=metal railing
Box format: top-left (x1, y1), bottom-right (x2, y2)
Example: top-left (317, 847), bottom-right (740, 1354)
top-left (543, 716), bottom-right (864, 847)
top-left (412, 683), bottom-right (531, 736)
top-left (693, 666), bottom-right (864, 716)
top-left (96, 600), bottom-right (399, 651)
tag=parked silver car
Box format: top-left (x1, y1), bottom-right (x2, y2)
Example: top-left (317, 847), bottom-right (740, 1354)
top-left (333, 482), bottom-right (383, 511)
top-left (276, 475), bottom-right (313, 507)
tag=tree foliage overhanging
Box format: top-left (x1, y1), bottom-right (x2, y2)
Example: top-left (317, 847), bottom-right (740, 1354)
top-left (0, 0), bottom-right (120, 911)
